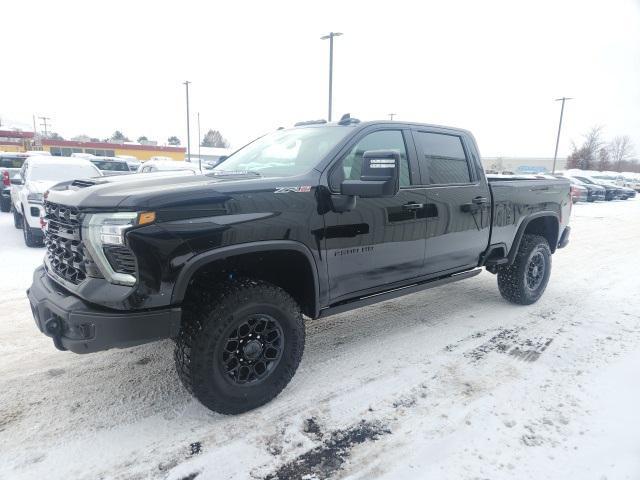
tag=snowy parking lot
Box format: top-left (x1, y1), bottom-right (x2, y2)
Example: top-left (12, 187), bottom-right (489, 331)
top-left (1, 199), bottom-right (639, 480)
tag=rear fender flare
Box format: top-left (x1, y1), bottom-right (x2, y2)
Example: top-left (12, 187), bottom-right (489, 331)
top-left (507, 212), bottom-right (560, 264)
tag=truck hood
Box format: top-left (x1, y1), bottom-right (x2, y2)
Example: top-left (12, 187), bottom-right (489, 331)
top-left (28, 180), bottom-right (58, 194)
top-left (45, 172), bottom-right (298, 210)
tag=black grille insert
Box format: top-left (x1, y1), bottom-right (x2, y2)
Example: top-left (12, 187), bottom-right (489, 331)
top-left (44, 202), bottom-right (92, 284)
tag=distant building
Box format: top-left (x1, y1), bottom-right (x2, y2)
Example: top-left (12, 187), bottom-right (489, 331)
top-left (42, 139), bottom-right (185, 160)
top-left (189, 146), bottom-right (233, 164)
top-left (0, 129), bottom-right (185, 160)
top-left (0, 130), bottom-right (35, 152)
top-left (482, 157), bottom-right (567, 173)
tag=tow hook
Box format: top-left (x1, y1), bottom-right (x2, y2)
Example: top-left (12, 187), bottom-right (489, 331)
top-left (45, 318), bottom-right (67, 351)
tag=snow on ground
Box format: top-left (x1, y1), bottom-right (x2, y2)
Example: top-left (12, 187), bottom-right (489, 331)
top-left (1, 199), bottom-right (639, 480)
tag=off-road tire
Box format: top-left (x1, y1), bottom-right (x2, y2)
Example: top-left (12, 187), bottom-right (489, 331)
top-left (22, 209), bottom-right (42, 247)
top-left (174, 278), bottom-right (305, 415)
top-left (497, 234), bottom-right (551, 305)
top-left (13, 206), bottom-right (22, 229)
top-left (0, 196), bottom-right (10, 213)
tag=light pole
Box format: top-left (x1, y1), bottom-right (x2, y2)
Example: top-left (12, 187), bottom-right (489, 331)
top-left (320, 32), bottom-right (342, 122)
top-left (184, 80), bottom-right (191, 162)
top-left (389, 113), bottom-right (396, 121)
top-left (552, 97), bottom-right (573, 173)
top-left (197, 111), bottom-right (202, 172)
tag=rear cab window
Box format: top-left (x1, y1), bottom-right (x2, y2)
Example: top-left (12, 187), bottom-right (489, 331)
top-left (413, 131), bottom-right (472, 185)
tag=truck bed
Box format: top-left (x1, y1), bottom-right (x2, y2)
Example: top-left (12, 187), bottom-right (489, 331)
top-left (487, 176), bottom-right (571, 255)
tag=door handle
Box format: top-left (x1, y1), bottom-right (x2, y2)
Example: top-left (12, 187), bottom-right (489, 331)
top-left (402, 202), bottom-right (424, 210)
top-left (472, 196), bottom-right (488, 205)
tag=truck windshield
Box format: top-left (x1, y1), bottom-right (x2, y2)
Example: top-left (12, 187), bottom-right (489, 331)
top-left (29, 163), bottom-right (100, 181)
top-left (91, 160), bottom-right (129, 171)
top-left (213, 127), bottom-right (351, 177)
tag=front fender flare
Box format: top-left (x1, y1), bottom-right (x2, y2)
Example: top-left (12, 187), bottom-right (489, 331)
top-left (171, 240), bottom-right (322, 317)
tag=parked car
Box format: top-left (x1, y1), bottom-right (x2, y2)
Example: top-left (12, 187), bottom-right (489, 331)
top-left (589, 174), bottom-right (636, 199)
top-left (28, 118), bottom-right (572, 414)
top-left (621, 173), bottom-right (640, 192)
top-left (125, 159), bottom-right (141, 172)
top-left (10, 156), bottom-right (102, 246)
top-left (89, 157), bottom-right (131, 176)
top-left (569, 183), bottom-right (588, 203)
top-left (137, 159), bottom-right (200, 173)
top-left (567, 175), bottom-right (621, 201)
top-left (557, 175), bottom-right (604, 202)
top-left (1, 153), bottom-right (28, 212)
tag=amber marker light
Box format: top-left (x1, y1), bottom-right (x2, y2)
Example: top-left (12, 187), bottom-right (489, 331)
top-left (138, 211), bottom-right (156, 225)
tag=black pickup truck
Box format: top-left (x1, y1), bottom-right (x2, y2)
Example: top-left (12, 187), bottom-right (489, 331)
top-left (28, 118), bottom-right (571, 414)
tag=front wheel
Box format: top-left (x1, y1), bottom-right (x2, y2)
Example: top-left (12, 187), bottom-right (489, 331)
top-left (497, 234), bottom-right (552, 305)
top-left (13, 207), bottom-right (23, 229)
top-left (22, 210), bottom-right (42, 247)
top-left (174, 278), bottom-right (305, 414)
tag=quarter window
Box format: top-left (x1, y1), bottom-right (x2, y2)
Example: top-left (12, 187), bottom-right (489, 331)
top-left (414, 132), bottom-right (471, 185)
top-left (330, 130), bottom-right (410, 190)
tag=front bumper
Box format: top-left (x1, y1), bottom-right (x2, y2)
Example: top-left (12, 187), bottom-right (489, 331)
top-left (25, 202), bottom-right (44, 229)
top-left (27, 266), bottom-right (181, 353)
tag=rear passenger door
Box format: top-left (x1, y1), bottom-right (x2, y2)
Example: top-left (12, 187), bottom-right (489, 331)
top-left (411, 129), bottom-right (491, 275)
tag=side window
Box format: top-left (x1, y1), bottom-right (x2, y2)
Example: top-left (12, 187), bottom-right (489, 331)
top-left (414, 132), bottom-right (471, 185)
top-left (330, 130), bottom-right (410, 190)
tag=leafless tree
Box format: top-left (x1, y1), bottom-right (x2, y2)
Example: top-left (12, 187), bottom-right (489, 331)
top-left (567, 126), bottom-right (604, 170)
top-left (597, 147), bottom-right (611, 171)
top-left (609, 135), bottom-right (635, 172)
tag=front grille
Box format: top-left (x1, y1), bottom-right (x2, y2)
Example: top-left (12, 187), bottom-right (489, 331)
top-left (104, 245), bottom-right (137, 275)
top-left (44, 202), bottom-right (98, 284)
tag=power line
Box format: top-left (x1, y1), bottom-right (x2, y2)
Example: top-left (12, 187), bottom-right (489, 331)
top-left (39, 116), bottom-right (51, 137)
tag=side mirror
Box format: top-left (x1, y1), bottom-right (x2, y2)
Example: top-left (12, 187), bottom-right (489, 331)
top-left (11, 175), bottom-right (23, 185)
top-left (340, 150), bottom-right (400, 198)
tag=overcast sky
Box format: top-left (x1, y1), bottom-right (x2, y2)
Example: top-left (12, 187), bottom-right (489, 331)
top-left (2, 0), bottom-right (639, 158)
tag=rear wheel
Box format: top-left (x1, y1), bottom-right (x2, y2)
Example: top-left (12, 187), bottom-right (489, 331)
top-left (497, 234), bottom-right (551, 305)
top-left (174, 278), bottom-right (305, 414)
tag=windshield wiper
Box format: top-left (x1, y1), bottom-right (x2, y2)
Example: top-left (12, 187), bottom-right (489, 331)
top-left (208, 170), bottom-right (262, 177)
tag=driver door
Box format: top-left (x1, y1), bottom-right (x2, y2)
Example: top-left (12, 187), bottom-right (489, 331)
top-left (323, 128), bottom-right (427, 302)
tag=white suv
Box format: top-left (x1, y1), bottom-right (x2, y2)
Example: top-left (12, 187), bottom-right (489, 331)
top-left (10, 156), bottom-right (102, 247)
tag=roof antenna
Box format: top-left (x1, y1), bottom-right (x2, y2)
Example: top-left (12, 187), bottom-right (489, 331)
top-left (338, 113), bottom-right (360, 126)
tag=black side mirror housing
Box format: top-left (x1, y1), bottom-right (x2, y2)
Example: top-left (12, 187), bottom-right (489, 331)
top-left (340, 150), bottom-right (400, 198)
top-left (11, 176), bottom-right (23, 185)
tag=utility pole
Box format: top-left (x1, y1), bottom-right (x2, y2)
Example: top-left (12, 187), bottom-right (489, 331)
top-left (197, 112), bottom-right (202, 172)
top-left (389, 113), bottom-right (396, 121)
top-left (552, 97), bottom-right (573, 173)
top-left (184, 81), bottom-right (191, 162)
top-left (320, 32), bottom-right (343, 122)
top-left (39, 116), bottom-right (51, 137)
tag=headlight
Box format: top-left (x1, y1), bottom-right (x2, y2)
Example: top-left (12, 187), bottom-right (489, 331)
top-left (27, 192), bottom-right (43, 203)
top-left (82, 211), bottom-right (155, 286)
